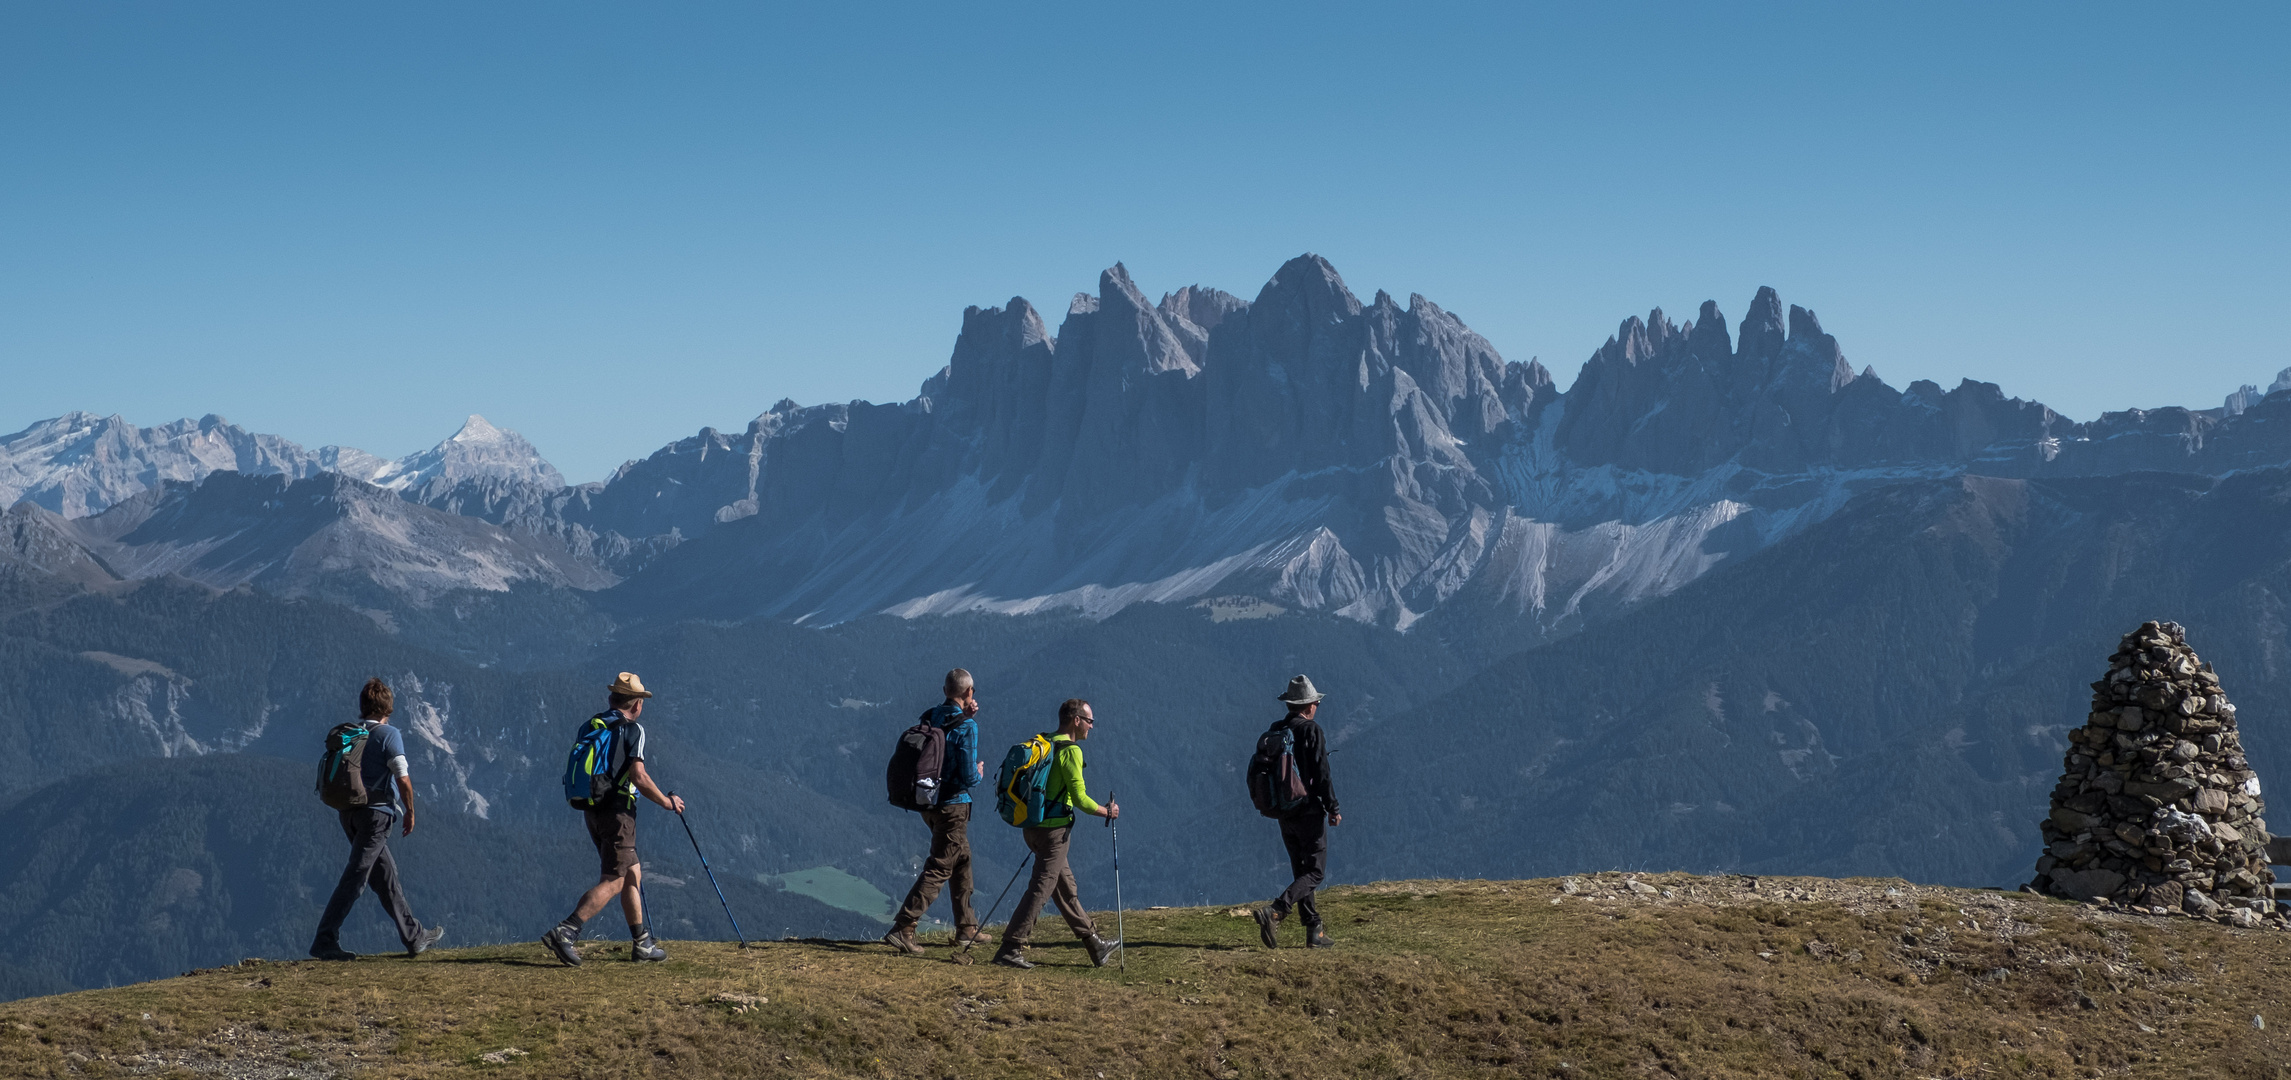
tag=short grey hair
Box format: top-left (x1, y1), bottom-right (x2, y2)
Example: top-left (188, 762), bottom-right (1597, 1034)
top-left (944, 668), bottom-right (974, 698)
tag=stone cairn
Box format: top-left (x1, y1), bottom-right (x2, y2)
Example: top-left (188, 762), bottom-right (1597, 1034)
top-left (2033, 621), bottom-right (2283, 928)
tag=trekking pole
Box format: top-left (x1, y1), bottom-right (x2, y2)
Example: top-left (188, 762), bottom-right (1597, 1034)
top-left (1104, 791), bottom-right (1125, 974)
top-left (960, 852), bottom-right (1034, 957)
top-left (668, 793), bottom-right (749, 948)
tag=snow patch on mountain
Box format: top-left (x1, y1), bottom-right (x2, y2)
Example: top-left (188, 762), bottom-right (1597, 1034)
top-left (0, 412), bottom-right (562, 518)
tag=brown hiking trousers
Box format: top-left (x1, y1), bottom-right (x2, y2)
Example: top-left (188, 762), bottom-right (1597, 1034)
top-left (999, 823), bottom-right (1097, 949)
top-left (892, 802), bottom-right (976, 932)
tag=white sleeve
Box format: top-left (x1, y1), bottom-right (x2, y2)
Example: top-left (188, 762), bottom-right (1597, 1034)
top-left (386, 755), bottom-right (410, 779)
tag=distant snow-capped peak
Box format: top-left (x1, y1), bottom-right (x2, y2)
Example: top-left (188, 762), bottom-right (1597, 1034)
top-left (0, 412), bottom-right (563, 517)
top-left (334, 415), bottom-right (564, 494)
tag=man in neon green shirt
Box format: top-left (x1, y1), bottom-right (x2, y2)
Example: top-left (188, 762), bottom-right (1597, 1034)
top-left (992, 698), bottom-right (1122, 970)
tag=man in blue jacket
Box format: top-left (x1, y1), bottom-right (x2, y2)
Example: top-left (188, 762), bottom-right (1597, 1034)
top-left (883, 668), bottom-right (986, 953)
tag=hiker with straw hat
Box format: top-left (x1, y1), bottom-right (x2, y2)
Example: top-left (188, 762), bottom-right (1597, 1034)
top-left (541, 671), bottom-right (686, 966)
top-left (1251, 675), bottom-right (1342, 949)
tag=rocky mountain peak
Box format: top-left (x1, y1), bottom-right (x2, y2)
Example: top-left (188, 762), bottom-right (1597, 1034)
top-left (1738, 286), bottom-right (1787, 361)
top-left (1093, 263), bottom-right (1202, 376)
top-left (1686, 300), bottom-right (1732, 362)
top-left (0, 412), bottom-right (324, 518)
top-left (1256, 253), bottom-right (1363, 321)
top-left (1157, 285), bottom-right (1246, 335)
top-left (1786, 305), bottom-right (1825, 342)
top-left (356, 415), bottom-right (563, 496)
top-left (446, 415), bottom-right (505, 445)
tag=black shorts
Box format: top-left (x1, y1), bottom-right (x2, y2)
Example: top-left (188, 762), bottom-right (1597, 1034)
top-left (584, 808), bottom-right (638, 880)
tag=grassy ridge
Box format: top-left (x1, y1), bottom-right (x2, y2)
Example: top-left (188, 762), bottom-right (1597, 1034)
top-left (3, 874), bottom-right (2288, 1079)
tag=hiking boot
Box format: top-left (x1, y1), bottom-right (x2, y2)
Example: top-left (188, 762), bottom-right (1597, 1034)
top-left (991, 947), bottom-right (1034, 970)
top-left (1304, 924), bottom-right (1334, 949)
top-left (309, 940), bottom-right (356, 962)
top-left (1083, 934), bottom-right (1122, 968)
top-left (951, 927), bottom-right (989, 947)
top-left (405, 924), bottom-right (446, 958)
top-left (630, 932), bottom-right (666, 962)
top-left (540, 924), bottom-right (583, 967)
top-left (1253, 906), bottom-right (1284, 949)
top-left (880, 925), bottom-right (923, 955)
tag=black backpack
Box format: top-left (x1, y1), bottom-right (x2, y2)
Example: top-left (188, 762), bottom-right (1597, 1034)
top-left (317, 722), bottom-right (374, 810)
top-left (1246, 721), bottom-right (1311, 818)
top-left (885, 709), bottom-right (948, 812)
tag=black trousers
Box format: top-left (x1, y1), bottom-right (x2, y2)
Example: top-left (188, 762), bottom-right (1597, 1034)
top-left (313, 808), bottom-right (422, 948)
top-left (1272, 810), bottom-right (1328, 927)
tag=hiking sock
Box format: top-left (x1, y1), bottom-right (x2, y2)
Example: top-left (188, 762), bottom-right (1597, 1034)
top-left (628, 922), bottom-right (648, 941)
top-left (557, 917), bottom-right (583, 940)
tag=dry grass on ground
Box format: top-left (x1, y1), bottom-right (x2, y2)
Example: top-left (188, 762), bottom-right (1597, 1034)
top-left (3, 874), bottom-right (2290, 1079)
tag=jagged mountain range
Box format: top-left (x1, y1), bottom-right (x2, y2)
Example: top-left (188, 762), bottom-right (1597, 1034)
top-left (8, 255), bottom-right (2291, 636)
top-left (0, 412), bottom-right (562, 518)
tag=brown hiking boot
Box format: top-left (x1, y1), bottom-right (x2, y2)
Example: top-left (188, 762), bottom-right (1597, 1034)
top-left (880, 925), bottom-right (923, 955)
top-left (950, 926), bottom-right (989, 947)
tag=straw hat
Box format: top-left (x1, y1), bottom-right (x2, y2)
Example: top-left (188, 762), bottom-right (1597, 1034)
top-left (608, 671), bottom-right (654, 699)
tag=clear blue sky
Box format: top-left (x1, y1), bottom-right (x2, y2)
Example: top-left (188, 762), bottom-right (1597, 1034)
top-left (3, 2), bottom-right (2284, 483)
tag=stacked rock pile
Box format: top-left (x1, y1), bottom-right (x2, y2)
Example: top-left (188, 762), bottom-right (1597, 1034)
top-left (2033, 621), bottom-right (2284, 928)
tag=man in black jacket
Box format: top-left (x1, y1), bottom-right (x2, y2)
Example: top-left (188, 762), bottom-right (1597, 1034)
top-left (1255, 674), bottom-right (1341, 949)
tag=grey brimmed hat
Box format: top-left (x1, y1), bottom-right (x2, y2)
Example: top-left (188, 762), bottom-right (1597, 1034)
top-left (1277, 674), bottom-right (1324, 705)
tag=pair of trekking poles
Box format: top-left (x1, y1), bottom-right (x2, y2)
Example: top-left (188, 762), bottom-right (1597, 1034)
top-left (960, 791), bottom-right (1126, 973)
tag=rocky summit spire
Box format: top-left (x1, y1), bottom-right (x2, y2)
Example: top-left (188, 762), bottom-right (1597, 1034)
top-left (2033, 621), bottom-right (2281, 927)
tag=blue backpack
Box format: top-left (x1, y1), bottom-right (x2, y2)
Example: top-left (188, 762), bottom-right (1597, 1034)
top-left (994, 734), bottom-right (1067, 827)
top-left (562, 715), bottom-right (630, 810)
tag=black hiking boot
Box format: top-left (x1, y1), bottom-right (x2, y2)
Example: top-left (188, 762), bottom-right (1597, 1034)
top-left (1304, 924), bottom-right (1334, 949)
top-left (881, 925), bottom-right (923, 955)
top-left (541, 923), bottom-right (583, 967)
top-left (1253, 906), bottom-right (1283, 949)
top-left (1083, 934), bottom-right (1122, 968)
top-left (406, 924), bottom-right (446, 957)
top-left (309, 939), bottom-right (356, 962)
top-left (630, 932), bottom-right (666, 962)
top-left (991, 947), bottom-right (1034, 970)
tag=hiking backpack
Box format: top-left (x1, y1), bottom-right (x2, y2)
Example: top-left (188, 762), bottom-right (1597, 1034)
top-left (1246, 722), bottom-right (1311, 818)
top-left (885, 708), bottom-right (948, 812)
top-left (561, 715), bottom-right (632, 810)
top-left (994, 734), bottom-right (1067, 827)
top-left (316, 722), bottom-right (374, 810)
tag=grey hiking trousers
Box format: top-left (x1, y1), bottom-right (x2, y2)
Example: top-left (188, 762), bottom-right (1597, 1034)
top-left (313, 808), bottom-right (423, 949)
top-left (999, 824), bottom-right (1097, 949)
